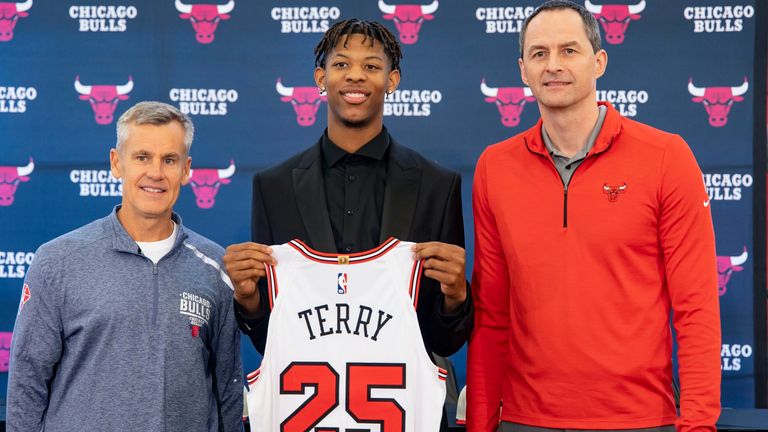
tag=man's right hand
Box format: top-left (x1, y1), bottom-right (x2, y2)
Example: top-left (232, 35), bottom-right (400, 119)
top-left (223, 242), bottom-right (276, 318)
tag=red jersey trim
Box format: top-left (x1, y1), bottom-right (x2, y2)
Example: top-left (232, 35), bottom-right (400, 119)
top-left (265, 263), bottom-right (278, 309)
top-left (288, 237), bottom-right (400, 264)
top-left (409, 259), bottom-right (424, 308)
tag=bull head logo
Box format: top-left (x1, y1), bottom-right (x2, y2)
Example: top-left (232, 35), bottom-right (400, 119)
top-left (585, 0), bottom-right (645, 45)
top-left (188, 160), bottom-right (235, 209)
top-left (0, 0), bottom-right (32, 42)
top-left (717, 247), bottom-right (748, 296)
top-left (0, 332), bottom-right (12, 372)
top-left (602, 182), bottom-right (627, 202)
top-left (0, 158), bottom-right (34, 206)
top-left (276, 78), bottom-right (327, 127)
top-left (379, 0), bottom-right (438, 45)
top-left (481, 79), bottom-right (535, 128)
top-left (175, 0), bottom-right (234, 44)
top-left (688, 77), bottom-right (749, 128)
top-left (75, 76), bottom-right (133, 125)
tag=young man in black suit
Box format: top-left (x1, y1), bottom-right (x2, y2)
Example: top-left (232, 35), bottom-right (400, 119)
top-left (224, 20), bottom-right (472, 427)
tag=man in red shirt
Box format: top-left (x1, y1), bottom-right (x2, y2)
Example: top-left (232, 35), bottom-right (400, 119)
top-left (468, 2), bottom-right (721, 432)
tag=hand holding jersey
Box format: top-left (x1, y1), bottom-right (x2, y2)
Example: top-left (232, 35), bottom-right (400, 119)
top-left (223, 242), bottom-right (275, 317)
top-left (412, 242), bottom-right (467, 313)
top-left (224, 240), bottom-right (467, 317)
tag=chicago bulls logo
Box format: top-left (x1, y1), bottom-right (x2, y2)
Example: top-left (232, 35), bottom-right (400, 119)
top-left (175, 0), bottom-right (234, 44)
top-left (0, 0), bottom-right (32, 42)
top-left (276, 78), bottom-right (326, 127)
top-left (481, 79), bottom-right (535, 128)
top-left (379, 0), bottom-right (438, 45)
top-left (187, 160), bottom-right (235, 209)
top-left (75, 76), bottom-right (133, 125)
top-left (585, 0), bottom-right (645, 45)
top-left (0, 158), bottom-right (33, 206)
top-left (602, 182), bottom-right (627, 202)
top-left (688, 77), bottom-right (748, 128)
top-left (717, 247), bottom-right (747, 296)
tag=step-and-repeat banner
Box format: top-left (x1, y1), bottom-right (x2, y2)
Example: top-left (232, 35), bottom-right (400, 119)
top-left (0, 0), bottom-right (762, 408)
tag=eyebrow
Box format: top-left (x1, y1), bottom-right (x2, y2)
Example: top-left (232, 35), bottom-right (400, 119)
top-left (331, 53), bottom-right (385, 62)
top-left (527, 40), bottom-right (581, 53)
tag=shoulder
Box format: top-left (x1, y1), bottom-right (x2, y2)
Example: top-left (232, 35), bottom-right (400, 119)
top-left (181, 227), bottom-right (225, 260)
top-left (617, 116), bottom-right (684, 153)
top-left (389, 140), bottom-right (459, 181)
top-left (256, 143), bottom-right (320, 184)
top-left (35, 216), bottom-right (111, 262)
top-left (475, 129), bottom-right (532, 176)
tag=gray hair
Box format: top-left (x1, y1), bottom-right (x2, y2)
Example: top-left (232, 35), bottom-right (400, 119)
top-left (519, 0), bottom-right (602, 58)
top-left (115, 101), bottom-right (194, 153)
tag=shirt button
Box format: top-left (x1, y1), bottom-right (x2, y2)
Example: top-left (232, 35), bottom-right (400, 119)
top-left (347, 175), bottom-right (355, 182)
top-left (565, 165), bottom-right (572, 170)
top-left (346, 209), bottom-right (355, 216)
top-left (344, 246), bottom-right (352, 252)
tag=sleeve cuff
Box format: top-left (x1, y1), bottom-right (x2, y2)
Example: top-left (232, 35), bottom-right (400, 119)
top-left (233, 299), bottom-right (266, 333)
top-left (438, 280), bottom-right (472, 325)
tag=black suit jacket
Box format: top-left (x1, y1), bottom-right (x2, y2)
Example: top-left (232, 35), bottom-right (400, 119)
top-left (240, 134), bottom-right (473, 358)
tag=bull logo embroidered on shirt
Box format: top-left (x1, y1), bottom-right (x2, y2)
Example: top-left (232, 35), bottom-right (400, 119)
top-left (603, 182), bottom-right (627, 202)
top-left (179, 292), bottom-right (211, 338)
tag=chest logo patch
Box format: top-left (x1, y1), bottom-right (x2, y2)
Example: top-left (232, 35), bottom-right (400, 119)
top-left (179, 292), bottom-right (211, 337)
top-left (337, 273), bottom-right (348, 294)
top-left (18, 284), bottom-right (31, 314)
top-left (603, 182), bottom-right (628, 202)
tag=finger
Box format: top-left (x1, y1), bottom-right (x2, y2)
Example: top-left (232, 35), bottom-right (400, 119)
top-left (423, 268), bottom-right (464, 289)
top-left (412, 243), bottom-right (463, 261)
top-left (423, 257), bottom-right (463, 276)
top-left (224, 250), bottom-right (277, 266)
top-left (225, 242), bottom-right (273, 254)
top-left (225, 262), bottom-right (271, 284)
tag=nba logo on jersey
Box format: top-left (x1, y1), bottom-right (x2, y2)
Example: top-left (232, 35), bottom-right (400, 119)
top-left (337, 272), bottom-right (348, 294)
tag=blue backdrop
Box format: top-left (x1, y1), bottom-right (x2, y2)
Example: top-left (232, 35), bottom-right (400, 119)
top-left (0, 0), bottom-right (764, 409)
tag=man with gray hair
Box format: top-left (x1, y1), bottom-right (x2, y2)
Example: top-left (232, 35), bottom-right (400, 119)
top-left (6, 101), bottom-right (243, 431)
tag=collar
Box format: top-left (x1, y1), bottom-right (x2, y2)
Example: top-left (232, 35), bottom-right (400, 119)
top-left (108, 205), bottom-right (187, 254)
top-left (542, 104), bottom-right (607, 161)
top-left (321, 127), bottom-right (391, 167)
top-left (525, 102), bottom-right (621, 158)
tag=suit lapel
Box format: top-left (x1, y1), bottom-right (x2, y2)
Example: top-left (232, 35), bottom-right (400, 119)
top-left (380, 140), bottom-right (421, 243)
top-left (292, 143), bottom-right (336, 252)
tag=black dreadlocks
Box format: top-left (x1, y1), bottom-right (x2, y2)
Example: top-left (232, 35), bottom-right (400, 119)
top-left (314, 19), bottom-right (403, 74)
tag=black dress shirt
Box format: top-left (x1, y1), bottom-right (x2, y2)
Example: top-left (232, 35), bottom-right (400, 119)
top-left (321, 128), bottom-right (389, 253)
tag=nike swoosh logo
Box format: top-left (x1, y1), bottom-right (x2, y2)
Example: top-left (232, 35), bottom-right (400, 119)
top-left (703, 199), bottom-right (711, 207)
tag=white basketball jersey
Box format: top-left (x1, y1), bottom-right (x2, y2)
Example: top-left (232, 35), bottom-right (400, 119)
top-left (246, 237), bottom-right (447, 432)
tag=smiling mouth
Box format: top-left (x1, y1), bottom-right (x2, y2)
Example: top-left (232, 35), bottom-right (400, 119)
top-left (341, 90), bottom-right (370, 104)
top-left (544, 81), bottom-right (570, 87)
top-left (140, 186), bottom-right (166, 194)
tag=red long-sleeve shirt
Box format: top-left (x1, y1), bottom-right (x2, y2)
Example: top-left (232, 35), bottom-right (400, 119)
top-left (468, 103), bottom-right (721, 432)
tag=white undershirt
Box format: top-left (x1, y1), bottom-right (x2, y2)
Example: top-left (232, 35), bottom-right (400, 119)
top-left (136, 221), bottom-right (177, 264)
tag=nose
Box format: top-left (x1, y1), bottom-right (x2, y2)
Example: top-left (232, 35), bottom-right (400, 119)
top-left (196, 33), bottom-right (214, 44)
top-left (545, 55), bottom-right (563, 72)
top-left (346, 63), bottom-right (366, 82)
top-left (147, 159), bottom-right (164, 178)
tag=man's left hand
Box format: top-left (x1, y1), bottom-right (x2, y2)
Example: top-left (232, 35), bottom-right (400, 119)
top-left (412, 242), bottom-right (467, 314)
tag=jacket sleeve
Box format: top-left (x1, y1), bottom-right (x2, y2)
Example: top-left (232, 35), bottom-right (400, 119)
top-left (659, 137), bottom-right (721, 432)
top-left (417, 170), bottom-right (474, 357)
top-left (235, 172), bottom-right (273, 354)
top-left (467, 151), bottom-right (510, 431)
top-left (213, 275), bottom-right (244, 432)
top-left (6, 250), bottom-right (63, 431)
